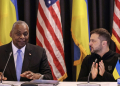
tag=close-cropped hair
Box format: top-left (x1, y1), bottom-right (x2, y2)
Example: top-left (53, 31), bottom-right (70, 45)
top-left (12, 20), bottom-right (29, 30)
top-left (90, 28), bottom-right (111, 46)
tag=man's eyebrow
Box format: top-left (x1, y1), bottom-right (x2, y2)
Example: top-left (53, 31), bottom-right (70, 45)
top-left (24, 31), bottom-right (28, 32)
top-left (15, 30), bottom-right (21, 33)
top-left (16, 30), bottom-right (21, 32)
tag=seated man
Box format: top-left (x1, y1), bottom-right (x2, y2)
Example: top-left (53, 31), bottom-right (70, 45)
top-left (78, 28), bottom-right (120, 81)
top-left (0, 20), bottom-right (53, 81)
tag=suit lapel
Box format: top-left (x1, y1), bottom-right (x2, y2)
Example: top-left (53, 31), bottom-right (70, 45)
top-left (5, 42), bottom-right (17, 81)
top-left (21, 43), bottom-right (32, 74)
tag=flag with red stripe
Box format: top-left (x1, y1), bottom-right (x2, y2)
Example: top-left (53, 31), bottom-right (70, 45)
top-left (112, 0), bottom-right (120, 53)
top-left (36, 0), bottom-right (67, 81)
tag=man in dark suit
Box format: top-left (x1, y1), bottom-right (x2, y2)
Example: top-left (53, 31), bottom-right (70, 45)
top-left (0, 20), bottom-right (53, 81)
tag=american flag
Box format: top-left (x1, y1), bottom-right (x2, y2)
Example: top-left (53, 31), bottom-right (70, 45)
top-left (36, 0), bottom-right (67, 80)
top-left (112, 0), bottom-right (120, 53)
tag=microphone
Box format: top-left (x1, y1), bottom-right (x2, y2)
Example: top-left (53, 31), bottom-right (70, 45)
top-left (88, 58), bottom-right (98, 83)
top-left (78, 58), bottom-right (100, 86)
top-left (0, 52), bottom-right (12, 83)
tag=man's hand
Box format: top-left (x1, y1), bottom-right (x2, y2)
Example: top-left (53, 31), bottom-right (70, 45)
top-left (0, 72), bottom-right (7, 80)
top-left (99, 60), bottom-right (105, 76)
top-left (20, 71), bottom-right (41, 80)
top-left (91, 62), bottom-right (98, 80)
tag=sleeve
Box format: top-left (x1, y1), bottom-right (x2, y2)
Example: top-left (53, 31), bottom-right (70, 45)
top-left (102, 53), bottom-right (119, 81)
top-left (39, 49), bottom-right (53, 80)
top-left (78, 56), bottom-right (94, 81)
top-left (102, 70), bottom-right (115, 81)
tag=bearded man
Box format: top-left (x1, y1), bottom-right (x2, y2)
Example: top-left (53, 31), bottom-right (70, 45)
top-left (78, 28), bottom-right (120, 81)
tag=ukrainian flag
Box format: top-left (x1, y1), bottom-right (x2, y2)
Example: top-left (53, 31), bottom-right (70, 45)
top-left (71, 0), bottom-right (91, 80)
top-left (113, 60), bottom-right (120, 80)
top-left (0, 0), bottom-right (18, 46)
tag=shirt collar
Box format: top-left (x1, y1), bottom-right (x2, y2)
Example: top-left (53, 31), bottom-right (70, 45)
top-left (11, 41), bottom-right (26, 54)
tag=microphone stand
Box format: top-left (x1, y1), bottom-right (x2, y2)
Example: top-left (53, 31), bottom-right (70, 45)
top-left (77, 59), bottom-right (100, 86)
top-left (88, 58), bottom-right (98, 83)
top-left (0, 73), bottom-right (2, 85)
top-left (0, 52), bottom-right (12, 85)
top-left (87, 71), bottom-right (91, 83)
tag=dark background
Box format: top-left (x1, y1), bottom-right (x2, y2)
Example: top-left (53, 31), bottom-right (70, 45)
top-left (17, 0), bottom-right (115, 81)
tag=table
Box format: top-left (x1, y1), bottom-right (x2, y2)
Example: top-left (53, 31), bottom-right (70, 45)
top-left (57, 82), bottom-right (117, 86)
top-left (2, 81), bottom-right (117, 86)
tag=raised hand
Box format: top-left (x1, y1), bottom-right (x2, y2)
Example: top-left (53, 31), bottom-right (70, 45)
top-left (99, 60), bottom-right (105, 76)
top-left (91, 62), bottom-right (98, 80)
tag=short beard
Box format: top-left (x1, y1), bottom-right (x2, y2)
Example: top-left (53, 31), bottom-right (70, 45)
top-left (91, 44), bottom-right (102, 54)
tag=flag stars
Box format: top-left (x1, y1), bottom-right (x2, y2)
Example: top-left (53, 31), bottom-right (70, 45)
top-left (48, 0), bottom-right (51, 4)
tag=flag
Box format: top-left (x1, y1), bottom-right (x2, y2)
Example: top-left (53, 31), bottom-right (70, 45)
top-left (71, 0), bottom-right (91, 80)
top-left (0, 0), bottom-right (18, 45)
top-left (112, 60), bottom-right (120, 80)
top-left (36, 0), bottom-right (67, 81)
top-left (109, 0), bottom-right (120, 80)
top-left (111, 0), bottom-right (120, 53)
top-left (109, 0), bottom-right (120, 79)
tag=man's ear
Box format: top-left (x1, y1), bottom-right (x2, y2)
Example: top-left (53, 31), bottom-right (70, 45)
top-left (102, 41), bottom-right (107, 46)
top-left (10, 31), bottom-right (12, 37)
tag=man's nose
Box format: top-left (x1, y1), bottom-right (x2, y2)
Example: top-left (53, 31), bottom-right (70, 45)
top-left (20, 34), bottom-right (25, 38)
top-left (89, 42), bottom-right (91, 46)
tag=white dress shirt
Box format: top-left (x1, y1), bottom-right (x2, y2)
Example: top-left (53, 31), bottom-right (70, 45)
top-left (11, 41), bottom-right (26, 68)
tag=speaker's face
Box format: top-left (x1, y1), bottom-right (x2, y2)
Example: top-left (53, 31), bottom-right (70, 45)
top-left (10, 23), bottom-right (29, 49)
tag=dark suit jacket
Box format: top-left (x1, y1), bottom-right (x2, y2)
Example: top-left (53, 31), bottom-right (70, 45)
top-left (0, 42), bottom-right (53, 81)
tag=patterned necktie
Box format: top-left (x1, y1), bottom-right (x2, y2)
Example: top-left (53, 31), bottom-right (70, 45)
top-left (16, 49), bottom-right (22, 81)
